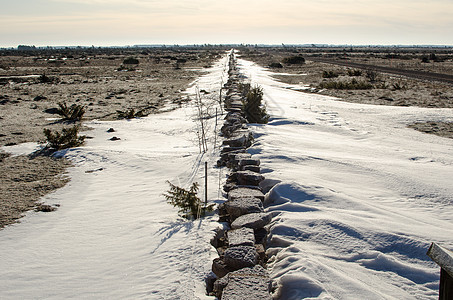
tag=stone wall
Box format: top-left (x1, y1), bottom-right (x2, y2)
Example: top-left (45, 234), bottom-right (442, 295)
top-left (208, 52), bottom-right (275, 299)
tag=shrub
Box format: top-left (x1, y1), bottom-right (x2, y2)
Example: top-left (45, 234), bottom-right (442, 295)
top-left (163, 181), bottom-right (213, 219)
top-left (123, 57), bottom-right (139, 65)
top-left (319, 79), bottom-right (372, 90)
top-left (269, 62), bottom-right (283, 68)
top-left (116, 108), bottom-right (148, 119)
top-left (391, 82), bottom-right (406, 90)
top-left (347, 69), bottom-right (362, 76)
top-left (0, 151), bottom-right (11, 162)
top-left (238, 82), bottom-right (251, 98)
top-left (243, 85), bottom-right (269, 124)
top-left (43, 126), bottom-right (85, 150)
top-left (38, 74), bottom-right (53, 83)
top-left (322, 70), bottom-right (339, 78)
top-left (282, 55), bottom-right (305, 64)
top-left (56, 102), bottom-right (85, 121)
top-left (365, 69), bottom-right (380, 82)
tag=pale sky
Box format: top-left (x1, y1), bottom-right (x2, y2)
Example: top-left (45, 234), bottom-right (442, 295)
top-left (1, 0), bottom-right (453, 47)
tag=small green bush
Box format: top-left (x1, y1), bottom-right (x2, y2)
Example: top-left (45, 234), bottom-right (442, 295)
top-left (56, 102), bottom-right (85, 121)
top-left (282, 55), bottom-right (305, 64)
top-left (243, 85), bottom-right (269, 124)
top-left (163, 181), bottom-right (213, 219)
top-left (322, 70), bottom-right (339, 78)
top-left (319, 79), bottom-right (372, 90)
top-left (123, 57), bottom-right (139, 65)
top-left (238, 82), bottom-right (251, 98)
top-left (43, 126), bottom-right (85, 150)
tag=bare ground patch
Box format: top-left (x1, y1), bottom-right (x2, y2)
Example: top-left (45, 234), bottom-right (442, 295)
top-left (0, 153), bottom-right (72, 228)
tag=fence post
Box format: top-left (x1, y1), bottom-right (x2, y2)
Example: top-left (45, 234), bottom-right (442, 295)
top-left (205, 161), bottom-right (208, 207)
top-left (427, 242), bottom-right (453, 300)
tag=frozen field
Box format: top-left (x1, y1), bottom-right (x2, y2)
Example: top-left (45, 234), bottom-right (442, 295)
top-left (1, 52), bottom-right (452, 299)
top-left (237, 58), bottom-right (453, 299)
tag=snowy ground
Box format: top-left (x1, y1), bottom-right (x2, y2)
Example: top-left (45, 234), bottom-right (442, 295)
top-left (0, 54), bottom-right (230, 300)
top-left (237, 58), bottom-right (453, 299)
top-left (1, 52), bottom-right (452, 300)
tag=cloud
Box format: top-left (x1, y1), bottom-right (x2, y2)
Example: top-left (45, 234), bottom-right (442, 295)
top-left (1, 0), bottom-right (453, 46)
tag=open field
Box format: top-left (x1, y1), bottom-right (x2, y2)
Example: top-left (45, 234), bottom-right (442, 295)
top-left (0, 49), bottom-right (451, 299)
top-left (0, 47), bottom-right (224, 228)
top-left (238, 46), bottom-right (453, 139)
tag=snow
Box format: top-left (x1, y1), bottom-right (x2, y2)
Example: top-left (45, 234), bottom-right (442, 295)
top-left (0, 54), bottom-right (229, 300)
top-left (1, 52), bottom-right (453, 299)
top-left (237, 58), bottom-right (453, 299)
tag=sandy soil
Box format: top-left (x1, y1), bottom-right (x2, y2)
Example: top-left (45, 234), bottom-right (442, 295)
top-left (0, 47), bottom-right (223, 228)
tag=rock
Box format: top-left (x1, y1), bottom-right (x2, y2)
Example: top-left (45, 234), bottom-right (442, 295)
top-left (226, 152), bottom-right (252, 169)
top-left (224, 197), bottom-right (264, 220)
top-left (228, 187), bottom-right (264, 202)
top-left (243, 165), bottom-right (260, 173)
top-left (259, 178), bottom-right (281, 194)
top-left (221, 146), bottom-right (245, 153)
top-left (238, 157), bottom-right (260, 169)
top-left (109, 136), bottom-right (121, 141)
top-left (107, 128), bottom-right (115, 133)
top-left (212, 257), bottom-right (234, 278)
top-left (213, 275), bottom-right (229, 298)
top-left (35, 204), bottom-right (57, 212)
top-left (231, 213), bottom-right (272, 230)
top-left (223, 131), bottom-right (253, 148)
top-left (43, 107), bottom-right (60, 114)
top-left (33, 95), bottom-right (47, 101)
top-left (224, 246), bottom-right (258, 270)
top-left (218, 265), bottom-right (272, 300)
top-left (236, 171), bottom-right (264, 186)
top-left (255, 244), bottom-right (266, 264)
top-left (227, 227), bottom-right (255, 247)
top-left (254, 227), bottom-right (268, 247)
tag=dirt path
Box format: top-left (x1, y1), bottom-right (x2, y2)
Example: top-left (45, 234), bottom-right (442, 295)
top-left (307, 57), bottom-right (453, 85)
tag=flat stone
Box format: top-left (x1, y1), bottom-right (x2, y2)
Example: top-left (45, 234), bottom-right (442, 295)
top-left (239, 158), bottom-right (260, 168)
top-left (231, 213), bottom-right (272, 230)
top-left (224, 246), bottom-right (258, 270)
top-left (222, 146), bottom-right (245, 153)
top-left (242, 165), bottom-right (261, 173)
top-left (220, 265), bottom-right (272, 300)
top-left (224, 197), bottom-right (264, 220)
top-left (225, 107), bottom-right (242, 113)
top-left (228, 187), bottom-right (264, 202)
top-left (236, 170), bottom-right (265, 186)
top-left (227, 227), bottom-right (256, 247)
top-left (223, 131), bottom-right (253, 148)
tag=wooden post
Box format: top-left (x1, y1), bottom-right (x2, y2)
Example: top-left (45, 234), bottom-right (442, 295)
top-left (427, 242), bottom-right (453, 300)
top-left (205, 161), bottom-right (208, 207)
